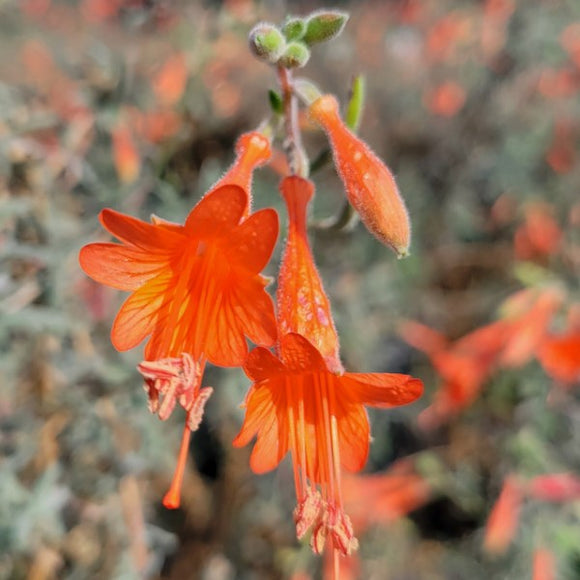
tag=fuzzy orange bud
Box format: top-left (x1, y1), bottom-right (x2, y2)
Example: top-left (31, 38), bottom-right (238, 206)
top-left (309, 94), bottom-right (411, 257)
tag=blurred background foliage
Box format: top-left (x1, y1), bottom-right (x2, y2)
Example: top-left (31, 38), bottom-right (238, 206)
top-left (0, 0), bottom-right (579, 578)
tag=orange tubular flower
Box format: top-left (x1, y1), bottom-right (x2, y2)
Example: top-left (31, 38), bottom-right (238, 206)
top-left (308, 95), bottom-right (411, 257)
top-left (537, 331), bottom-right (580, 385)
top-left (234, 176), bottom-right (422, 564)
top-left (211, 132), bottom-right (272, 211)
top-left (111, 123), bottom-right (140, 184)
top-left (79, 183), bottom-right (278, 508)
top-left (533, 548), bottom-right (556, 580)
top-left (483, 476), bottom-right (523, 555)
top-left (401, 319), bottom-right (511, 428)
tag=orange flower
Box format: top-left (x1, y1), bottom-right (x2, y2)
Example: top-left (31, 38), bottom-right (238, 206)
top-left (537, 332), bottom-right (580, 384)
top-left (309, 95), bottom-right (411, 257)
top-left (153, 53), bottom-right (188, 107)
top-left (276, 176), bottom-right (341, 371)
top-left (424, 81), bottom-right (466, 117)
top-left (483, 476), bottom-right (523, 555)
top-left (342, 461), bottom-right (430, 532)
top-left (500, 287), bottom-right (563, 368)
top-left (533, 548), bottom-right (556, 580)
top-left (401, 319), bottom-right (511, 427)
top-left (528, 473), bottom-right (580, 502)
top-left (513, 203), bottom-right (562, 261)
top-left (210, 131), bottom-right (272, 212)
top-left (111, 123), bottom-right (140, 184)
top-left (234, 177), bottom-right (422, 563)
top-left (79, 184), bottom-right (278, 507)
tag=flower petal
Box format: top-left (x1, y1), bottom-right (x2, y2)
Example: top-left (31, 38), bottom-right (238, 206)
top-left (233, 382), bottom-right (287, 473)
top-left (244, 347), bottom-right (286, 382)
top-left (341, 373), bottom-right (423, 407)
top-left (249, 405), bottom-right (285, 473)
top-left (203, 288), bottom-right (248, 367)
top-left (111, 272), bottom-right (171, 351)
top-left (230, 275), bottom-right (277, 348)
top-left (100, 208), bottom-right (183, 250)
top-left (225, 208), bottom-right (279, 273)
top-left (279, 333), bottom-right (327, 372)
top-left (79, 243), bottom-right (169, 291)
top-left (185, 184), bottom-right (247, 236)
top-left (334, 396), bottom-right (370, 472)
top-left (277, 177), bottom-right (341, 365)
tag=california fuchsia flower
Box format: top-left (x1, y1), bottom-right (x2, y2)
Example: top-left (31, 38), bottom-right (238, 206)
top-left (212, 131), bottom-right (272, 209)
top-left (533, 548), bottom-right (556, 580)
top-left (538, 331), bottom-right (580, 384)
top-left (276, 175), bottom-right (341, 371)
top-left (234, 176), bottom-right (422, 563)
top-left (309, 94), bottom-right (411, 257)
top-left (79, 183), bottom-right (278, 507)
top-left (483, 476), bottom-right (523, 555)
top-left (80, 185), bottom-right (278, 364)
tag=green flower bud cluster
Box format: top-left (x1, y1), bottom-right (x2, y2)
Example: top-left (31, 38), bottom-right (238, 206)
top-left (248, 10), bottom-right (349, 70)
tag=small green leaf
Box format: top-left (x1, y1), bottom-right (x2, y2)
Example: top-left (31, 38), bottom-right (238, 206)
top-left (282, 17), bottom-right (306, 41)
top-left (268, 89), bottom-right (284, 115)
top-left (345, 75), bottom-right (366, 132)
top-left (248, 23), bottom-right (286, 64)
top-left (303, 10), bottom-right (349, 45)
top-left (278, 42), bottom-right (310, 69)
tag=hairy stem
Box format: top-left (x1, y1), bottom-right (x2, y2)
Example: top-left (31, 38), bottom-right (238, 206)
top-left (278, 66), bottom-right (309, 178)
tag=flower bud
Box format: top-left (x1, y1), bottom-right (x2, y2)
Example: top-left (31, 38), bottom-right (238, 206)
top-left (309, 94), bottom-right (411, 257)
top-left (303, 10), bottom-right (349, 45)
top-left (249, 23), bottom-right (286, 64)
top-left (279, 42), bottom-right (311, 69)
top-left (282, 17), bottom-right (306, 41)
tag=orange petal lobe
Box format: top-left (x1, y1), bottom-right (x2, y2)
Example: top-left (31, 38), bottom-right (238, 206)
top-left (399, 320), bottom-right (447, 355)
top-left (185, 184), bottom-right (247, 234)
top-left (111, 273), bottom-right (170, 351)
top-left (100, 208), bottom-right (183, 250)
top-left (203, 294), bottom-right (248, 367)
top-left (341, 373), bottom-right (424, 407)
top-left (230, 277), bottom-right (277, 348)
top-left (243, 347), bottom-right (286, 382)
top-left (79, 243), bottom-right (168, 291)
top-left (233, 382), bottom-right (287, 473)
top-left (333, 396), bottom-right (370, 472)
top-left (225, 208), bottom-right (279, 273)
top-left (279, 333), bottom-right (327, 372)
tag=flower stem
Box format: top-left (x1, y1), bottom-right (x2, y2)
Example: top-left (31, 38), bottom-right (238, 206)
top-left (278, 66), bottom-right (309, 178)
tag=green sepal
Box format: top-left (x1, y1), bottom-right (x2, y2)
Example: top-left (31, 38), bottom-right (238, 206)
top-left (345, 75), bottom-right (366, 132)
top-left (302, 10), bottom-right (349, 45)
